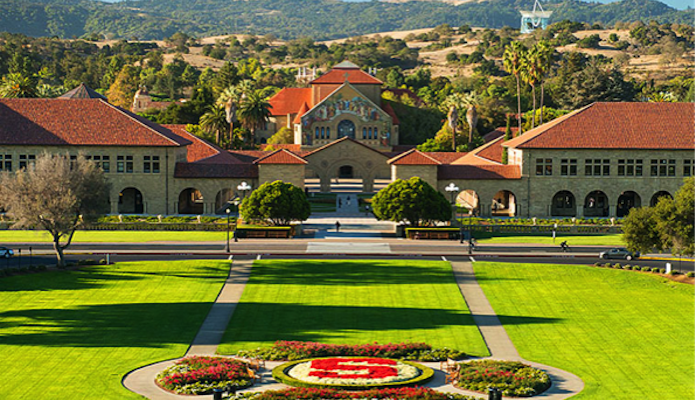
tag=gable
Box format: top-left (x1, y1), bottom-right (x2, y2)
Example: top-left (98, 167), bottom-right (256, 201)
top-left (304, 137), bottom-right (389, 161)
top-left (300, 83), bottom-right (392, 129)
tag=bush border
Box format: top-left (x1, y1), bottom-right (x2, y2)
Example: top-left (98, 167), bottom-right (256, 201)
top-left (272, 357), bottom-right (434, 390)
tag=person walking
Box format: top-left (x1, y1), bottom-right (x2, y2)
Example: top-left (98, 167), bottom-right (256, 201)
top-left (335, 221), bottom-right (341, 232)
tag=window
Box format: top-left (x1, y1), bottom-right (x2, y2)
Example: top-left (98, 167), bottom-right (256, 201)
top-left (684, 159), bottom-right (694, 177)
top-left (368, 128), bottom-right (373, 139)
top-left (19, 154), bottom-right (35, 170)
top-left (362, 128), bottom-right (367, 139)
top-left (315, 127), bottom-right (319, 139)
top-left (618, 159), bottom-right (643, 176)
top-left (326, 128), bottom-right (330, 139)
top-left (102, 156), bottom-right (110, 173)
top-left (126, 155), bottom-right (133, 173)
top-left (143, 156), bottom-right (160, 173)
top-left (0, 154), bottom-right (11, 171)
top-left (560, 159), bottom-right (577, 176)
top-left (117, 156), bottom-right (125, 173)
top-left (321, 127), bottom-right (325, 139)
top-left (585, 159), bottom-right (610, 176)
top-left (651, 159), bottom-right (676, 177)
top-left (535, 158), bottom-right (553, 176)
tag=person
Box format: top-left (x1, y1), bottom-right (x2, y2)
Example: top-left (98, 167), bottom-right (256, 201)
top-left (560, 241), bottom-right (569, 252)
top-left (338, 198), bottom-right (342, 208)
top-left (346, 196), bottom-right (351, 206)
top-left (335, 221), bottom-right (341, 232)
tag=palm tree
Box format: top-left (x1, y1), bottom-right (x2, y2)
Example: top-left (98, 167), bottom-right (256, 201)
top-left (535, 41), bottom-right (554, 125)
top-left (503, 42), bottom-right (527, 134)
top-left (0, 73), bottom-right (37, 98)
top-left (444, 93), bottom-right (465, 151)
top-left (217, 79), bottom-right (255, 144)
top-left (521, 47), bottom-right (542, 130)
top-left (199, 104), bottom-right (229, 146)
top-left (238, 90), bottom-right (271, 145)
top-left (462, 92), bottom-right (481, 145)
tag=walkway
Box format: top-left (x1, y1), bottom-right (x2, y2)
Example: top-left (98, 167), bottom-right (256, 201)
top-left (123, 257), bottom-right (584, 400)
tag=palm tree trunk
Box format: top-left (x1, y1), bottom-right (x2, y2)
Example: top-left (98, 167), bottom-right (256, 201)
top-left (540, 83), bottom-right (545, 125)
top-left (452, 125), bottom-right (457, 151)
top-left (515, 74), bottom-right (522, 134)
top-left (531, 84), bottom-right (537, 130)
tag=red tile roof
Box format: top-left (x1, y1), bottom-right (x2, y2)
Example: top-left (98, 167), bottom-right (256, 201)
top-left (293, 102), bottom-right (309, 123)
top-left (0, 98), bottom-right (190, 147)
top-left (482, 127), bottom-right (518, 143)
top-left (472, 136), bottom-right (505, 164)
top-left (163, 125), bottom-right (246, 164)
top-left (260, 144), bottom-right (302, 152)
top-left (311, 68), bottom-right (382, 85)
top-left (438, 164), bottom-right (522, 180)
top-left (304, 136), bottom-right (389, 158)
top-left (425, 152), bottom-right (468, 164)
top-left (253, 149), bottom-right (308, 165)
top-left (388, 149), bottom-right (441, 165)
top-left (504, 102), bottom-right (695, 150)
top-left (269, 88), bottom-right (313, 116)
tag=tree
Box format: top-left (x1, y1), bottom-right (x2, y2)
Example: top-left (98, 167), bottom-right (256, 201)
top-left (462, 92), bottom-right (480, 145)
top-left (267, 127), bottom-right (294, 145)
top-left (238, 90), bottom-right (271, 144)
top-left (199, 104), bottom-right (229, 146)
top-left (372, 177), bottom-right (451, 226)
top-left (502, 115), bottom-right (511, 165)
top-left (0, 154), bottom-right (109, 267)
top-left (0, 72), bottom-right (37, 98)
top-left (623, 178), bottom-right (694, 256)
top-left (503, 42), bottom-right (526, 134)
top-left (106, 65), bottom-right (140, 109)
top-left (240, 180), bottom-right (310, 226)
top-left (534, 42), bottom-right (554, 125)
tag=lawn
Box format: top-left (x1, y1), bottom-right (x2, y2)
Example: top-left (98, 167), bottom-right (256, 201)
top-left (474, 262), bottom-right (694, 400)
top-left (0, 230), bottom-right (229, 242)
top-left (0, 260), bottom-right (230, 399)
top-left (308, 193), bottom-right (337, 213)
top-left (475, 234), bottom-right (624, 246)
top-left (217, 260), bottom-right (489, 357)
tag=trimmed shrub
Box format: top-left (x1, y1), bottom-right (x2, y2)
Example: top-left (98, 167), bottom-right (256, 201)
top-left (243, 387), bottom-right (479, 400)
top-left (604, 263), bottom-right (612, 268)
top-left (457, 360), bottom-right (551, 397)
top-left (37, 265), bottom-right (47, 270)
top-left (594, 262), bottom-right (602, 267)
top-left (651, 268), bottom-right (660, 273)
top-left (670, 270), bottom-right (681, 276)
top-left (687, 272), bottom-right (695, 278)
top-left (613, 263), bottom-right (622, 269)
top-left (622, 264), bottom-right (631, 270)
top-left (156, 356), bottom-right (253, 395)
top-left (641, 267), bottom-right (651, 272)
top-left (659, 268), bottom-right (666, 274)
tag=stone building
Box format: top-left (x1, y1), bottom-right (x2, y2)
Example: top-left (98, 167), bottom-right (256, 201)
top-left (0, 79), bottom-right (692, 218)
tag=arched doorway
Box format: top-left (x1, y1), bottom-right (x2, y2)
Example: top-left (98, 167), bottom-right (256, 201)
top-left (492, 190), bottom-right (517, 216)
top-left (650, 191), bottom-right (672, 206)
top-left (119, 188), bottom-right (144, 214)
top-left (617, 191), bottom-right (641, 217)
top-left (214, 189), bottom-right (236, 214)
top-left (584, 190), bottom-right (609, 217)
top-left (339, 165), bottom-right (354, 179)
top-left (456, 190), bottom-right (479, 214)
top-left (551, 191), bottom-right (576, 217)
top-left (337, 120), bottom-right (356, 139)
top-left (178, 188), bottom-right (204, 214)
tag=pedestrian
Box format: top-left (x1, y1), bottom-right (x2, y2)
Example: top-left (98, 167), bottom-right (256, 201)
top-left (338, 198), bottom-right (342, 208)
top-left (335, 221), bottom-right (341, 232)
top-left (347, 196), bottom-right (351, 206)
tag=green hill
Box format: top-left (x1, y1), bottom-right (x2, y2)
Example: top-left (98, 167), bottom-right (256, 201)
top-left (0, 0), bottom-right (692, 40)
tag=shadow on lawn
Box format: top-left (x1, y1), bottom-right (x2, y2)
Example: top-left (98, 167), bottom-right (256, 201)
top-left (223, 302), bottom-right (561, 345)
top-left (0, 302), bottom-right (214, 347)
top-left (250, 260), bottom-right (456, 285)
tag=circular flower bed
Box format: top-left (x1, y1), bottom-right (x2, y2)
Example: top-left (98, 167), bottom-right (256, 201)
top-left (156, 356), bottom-right (254, 395)
top-left (273, 357), bottom-right (434, 390)
top-left (457, 360), bottom-right (551, 397)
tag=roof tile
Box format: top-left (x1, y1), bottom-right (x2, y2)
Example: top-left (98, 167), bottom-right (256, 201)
top-left (438, 164), bottom-right (522, 180)
top-left (253, 149), bottom-right (308, 165)
top-left (269, 88), bottom-right (313, 116)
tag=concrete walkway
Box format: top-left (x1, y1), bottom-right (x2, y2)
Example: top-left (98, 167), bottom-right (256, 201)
top-left (123, 258), bottom-right (584, 400)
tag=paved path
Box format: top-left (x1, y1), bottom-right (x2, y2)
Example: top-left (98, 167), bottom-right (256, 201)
top-left (123, 257), bottom-right (584, 400)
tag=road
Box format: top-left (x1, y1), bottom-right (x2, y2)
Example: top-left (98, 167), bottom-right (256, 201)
top-left (3, 239), bottom-right (692, 272)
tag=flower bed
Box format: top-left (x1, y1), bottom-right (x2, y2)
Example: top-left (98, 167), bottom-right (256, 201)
top-left (155, 356), bottom-right (253, 395)
top-left (234, 387), bottom-right (481, 400)
top-left (273, 357), bottom-right (434, 390)
top-left (457, 360), bottom-right (551, 397)
top-left (237, 340), bottom-right (467, 361)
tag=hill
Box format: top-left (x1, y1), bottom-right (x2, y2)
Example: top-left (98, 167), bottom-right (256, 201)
top-left (0, 0), bottom-right (692, 40)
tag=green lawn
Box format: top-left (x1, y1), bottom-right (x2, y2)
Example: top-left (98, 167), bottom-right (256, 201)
top-left (475, 262), bottom-right (694, 400)
top-left (0, 260), bottom-right (230, 399)
top-left (475, 234), bottom-right (624, 246)
top-left (0, 230), bottom-right (229, 242)
top-left (217, 260), bottom-right (489, 357)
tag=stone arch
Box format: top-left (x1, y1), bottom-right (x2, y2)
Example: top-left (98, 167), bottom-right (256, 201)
top-left (326, 157), bottom-right (373, 193)
top-left (584, 190), bottom-right (609, 217)
top-left (617, 191), bottom-right (641, 218)
top-left (118, 187), bottom-right (144, 214)
top-left (456, 189), bottom-right (480, 214)
top-left (492, 190), bottom-right (517, 217)
top-left (551, 190), bottom-right (576, 217)
top-left (650, 191), bottom-right (672, 206)
top-left (337, 119), bottom-right (356, 139)
top-left (178, 187), bottom-right (204, 214)
top-left (214, 188), bottom-right (237, 215)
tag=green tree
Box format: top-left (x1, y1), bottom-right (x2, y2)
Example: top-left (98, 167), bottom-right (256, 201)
top-left (238, 90), bottom-right (271, 145)
top-left (0, 154), bottom-right (109, 267)
top-left (240, 180), bottom-right (310, 225)
top-left (372, 177), bottom-right (451, 226)
top-left (622, 207), bottom-right (663, 254)
top-left (267, 127), bottom-right (294, 145)
top-left (199, 104), bottom-right (229, 146)
top-left (502, 115), bottom-right (511, 165)
top-left (0, 72), bottom-right (37, 98)
top-left (503, 42), bottom-right (526, 134)
top-left (106, 65), bottom-right (140, 109)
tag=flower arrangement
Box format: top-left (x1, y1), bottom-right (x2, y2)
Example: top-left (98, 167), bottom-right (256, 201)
top-left (230, 387), bottom-right (481, 400)
top-left (237, 341), bottom-right (466, 361)
top-left (273, 357), bottom-right (434, 390)
top-left (156, 356), bottom-right (253, 395)
top-left (457, 360), bottom-right (551, 397)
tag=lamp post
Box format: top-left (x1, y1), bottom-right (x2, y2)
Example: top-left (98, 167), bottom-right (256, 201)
top-left (225, 208), bottom-right (231, 252)
top-left (237, 181), bottom-right (251, 200)
top-left (232, 199), bottom-right (240, 242)
top-left (445, 183), bottom-right (459, 226)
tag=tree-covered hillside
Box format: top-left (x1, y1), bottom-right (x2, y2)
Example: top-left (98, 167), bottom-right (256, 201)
top-left (0, 0), bottom-right (692, 40)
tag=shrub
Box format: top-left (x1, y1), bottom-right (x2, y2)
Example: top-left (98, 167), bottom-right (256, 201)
top-left (457, 360), bottom-right (551, 397)
top-left (156, 356), bottom-right (253, 395)
top-left (687, 272), bottom-right (695, 278)
top-left (594, 262), bottom-right (602, 267)
top-left (613, 263), bottom-right (622, 269)
top-left (243, 387), bottom-right (479, 400)
top-left (236, 341), bottom-right (467, 362)
top-left (37, 264), bottom-right (47, 270)
top-left (604, 263), bottom-right (612, 268)
top-left (659, 268), bottom-right (666, 274)
top-left (641, 267), bottom-right (651, 272)
top-left (651, 268), bottom-right (660, 273)
top-left (670, 270), bottom-right (681, 276)
top-left (622, 264), bottom-right (631, 270)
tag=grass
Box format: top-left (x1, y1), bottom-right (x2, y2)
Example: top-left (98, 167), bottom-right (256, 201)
top-left (0, 260), bottom-right (230, 399)
top-left (474, 233), bottom-right (625, 246)
top-left (308, 193), bottom-right (338, 213)
top-left (0, 230), bottom-right (230, 242)
top-left (217, 260), bottom-right (489, 357)
top-left (474, 262), bottom-right (694, 400)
